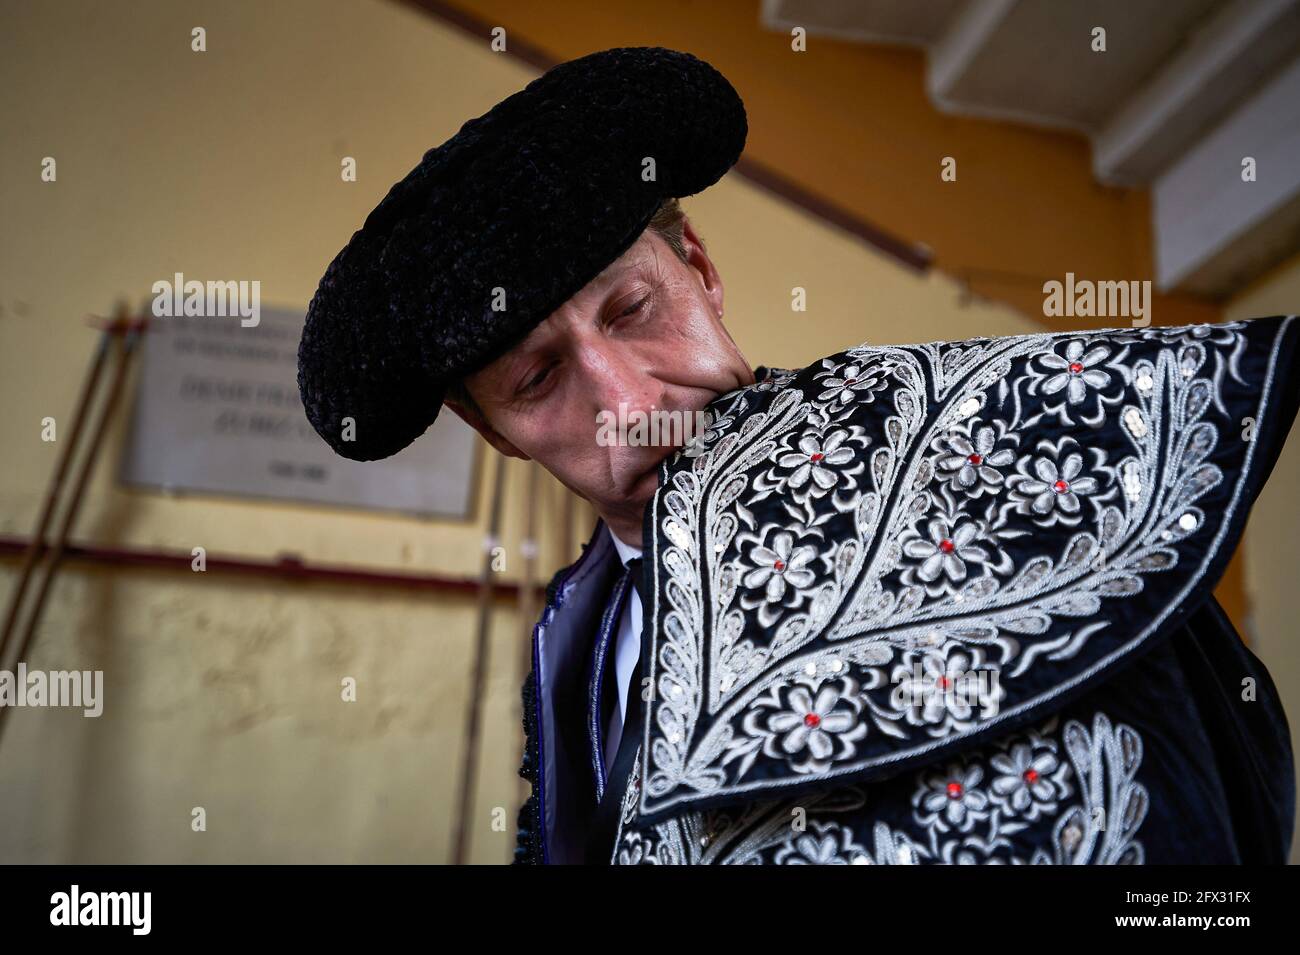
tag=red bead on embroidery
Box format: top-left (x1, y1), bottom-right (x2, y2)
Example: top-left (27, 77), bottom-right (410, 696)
top-left (810, 452), bottom-right (824, 463)
top-left (1053, 480), bottom-right (1069, 493)
top-left (1069, 361), bottom-right (1084, 374)
top-left (968, 453), bottom-right (982, 465)
top-left (939, 538), bottom-right (955, 553)
top-left (804, 713), bottom-right (821, 728)
top-left (947, 782), bottom-right (963, 798)
top-left (774, 559), bottom-right (785, 571)
top-left (1024, 768), bottom-right (1040, 784)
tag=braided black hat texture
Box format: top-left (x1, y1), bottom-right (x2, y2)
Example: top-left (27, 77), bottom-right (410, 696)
top-left (297, 46), bottom-right (748, 461)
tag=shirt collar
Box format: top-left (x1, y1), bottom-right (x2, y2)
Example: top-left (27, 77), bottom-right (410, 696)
top-left (606, 525), bottom-right (643, 568)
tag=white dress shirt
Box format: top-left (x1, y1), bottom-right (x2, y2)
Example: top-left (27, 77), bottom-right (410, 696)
top-left (603, 527), bottom-right (643, 773)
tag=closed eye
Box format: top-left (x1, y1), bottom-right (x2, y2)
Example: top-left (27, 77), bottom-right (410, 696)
top-left (618, 295), bottom-right (649, 319)
top-left (517, 364), bottom-right (554, 397)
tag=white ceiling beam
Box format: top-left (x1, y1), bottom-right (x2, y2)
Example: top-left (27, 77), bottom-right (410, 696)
top-left (1095, 0), bottom-right (1300, 186)
top-left (927, 0), bottom-right (1018, 107)
top-left (1153, 53), bottom-right (1300, 295)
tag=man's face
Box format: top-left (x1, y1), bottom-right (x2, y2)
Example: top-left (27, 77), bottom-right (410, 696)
top-left (448, 218), bottom-right (752, 544)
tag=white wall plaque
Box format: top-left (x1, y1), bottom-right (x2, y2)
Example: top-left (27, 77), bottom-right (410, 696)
top-left (118, 307), bottom-right (478, 519)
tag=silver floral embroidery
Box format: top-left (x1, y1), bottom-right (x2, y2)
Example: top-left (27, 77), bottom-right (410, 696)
top-left (614, 710), bottom-right (1148, 865)
top-left (1005, 435), bottom-right (1107, 527)
top-left (726, 676), bottom-right (869, 776)
top-left (816, 358), bottom-right (891, 406)
top-left (1039, 339), bottom-right (1112, 404)
top-left (889, 642), bottom-right (1004, 732)
top-left (681, 407), bottom-right (736, 459)
top-left (933, 422), bottom-right (1017, 496)
top-left (634, 319), bottom-right (1292, 819)
top-left (739, 528), bottom-right (818, 627)
top-left (898, 515), bottom-right (993, 594)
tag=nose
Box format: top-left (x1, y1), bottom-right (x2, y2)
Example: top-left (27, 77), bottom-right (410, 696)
top-left (579, 339), bottom-right (667, 429)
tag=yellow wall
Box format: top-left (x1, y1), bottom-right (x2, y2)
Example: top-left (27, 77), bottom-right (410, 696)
top-left (0, 0), bottom-right (1047, 862)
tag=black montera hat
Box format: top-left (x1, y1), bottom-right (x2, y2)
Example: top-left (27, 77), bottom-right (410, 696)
top-left (297, 46), bottom-right (748, 461)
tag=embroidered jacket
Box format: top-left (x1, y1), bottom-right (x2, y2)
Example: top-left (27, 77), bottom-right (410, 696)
top-left (514, 316), bottom-right (1299, 864)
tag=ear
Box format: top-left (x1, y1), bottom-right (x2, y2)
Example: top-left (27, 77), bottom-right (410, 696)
top-left (443, 396), bottom-right (531, 461)
top-left (680, 216), bottom-right (725, 321)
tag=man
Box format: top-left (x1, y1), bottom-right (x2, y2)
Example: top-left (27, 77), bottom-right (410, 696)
top-left (298, 47), bottom-right (1298, 864)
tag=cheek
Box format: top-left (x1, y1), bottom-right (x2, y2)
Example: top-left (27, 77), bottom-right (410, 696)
top-left (652, 287), bottom-right (740, 377)
top-left (504, 406), bottom-right (607, 476)
top-left (659, 284), bottom-right (714, 339)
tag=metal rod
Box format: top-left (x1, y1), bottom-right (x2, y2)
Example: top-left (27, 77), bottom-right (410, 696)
top-left (0, 536), bottom-right (525, 598)
top-left (561, 486), bottom-right (574, 565)
top-left (0, 325), bottom-right (113, 664)
top-left (452, 451), bottom-right (507, 864)
top-left (0, 327), bottom-right (138, 744)
top-left (518, 461), bottom-right (539, 678)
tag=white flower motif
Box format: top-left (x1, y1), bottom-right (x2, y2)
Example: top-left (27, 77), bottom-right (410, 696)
top-left (776, 429), bottom-right (857, 498)
top-left (816, 360), bottom-right (889, 405)
top-left (990, 742), bottom-right (1066, 820)
top-left (1135, 321), bottom-right (1244, 347)
top-left (767, 684), bottom-right (864, 761)
top-left (916, 763), bottom-right (989, 833)
top-left (934, 425), bottom-right (1016, 496)
top-left (752, 365), bottom-right (798, 393)
top-left (890, 646), bottom-right (1000, 729)
top-left (742, 530), bottom-right (817, 604)
top-left (1007, 438), bottom-right (1100, 526)
top-left (1040, 339), bottom-right (1112, 405)
top-left (899, 517), bottom-right (990, 597)
top-left (738, 679), bottom-right (869, 775)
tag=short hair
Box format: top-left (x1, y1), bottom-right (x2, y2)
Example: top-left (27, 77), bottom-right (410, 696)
top-left (446, 197), bottom-right (690, 418)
